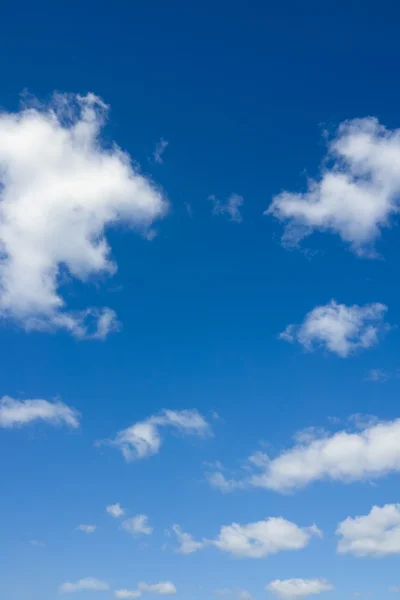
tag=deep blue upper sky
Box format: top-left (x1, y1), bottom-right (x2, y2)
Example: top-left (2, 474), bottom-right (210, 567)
top-left (1, 2), bottom-right (400, 600)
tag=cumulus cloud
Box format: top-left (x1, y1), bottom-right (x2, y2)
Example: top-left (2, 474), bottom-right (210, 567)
top-left (266, 579), bottom-right (334, 599)
top-left (210, 194), bottom-right (244, 223)
top-left (0, 396), bottom-right (80, 428)
top-left (122, 515), bottom-right (153, 536)
top-left (59, 578), bottom-right (109, 593)
top-left (208, 416), bottom-right (400, 493)
top-left (106, 503), bottom-right (125, 518)
top-left (75, 524), bottom-right (96, 533)
top-left (115, 591), bottom-right (142, 599)
top-left (171, 518), bottom-right (320, 558)
top-left (213, 518), bottom-right (321, 558)
top-left (337, 503), bottom-right (400, 557)
top-left (171, 524), bottom-right (205, 554)
top-left (105, 409), bottom-right (210, 461)
top-left (153, 138), bottom-right (169, 164)
top-left (0, 92), bottom-right (167, 338)
top-left (267, 117), bottom-right (400, 256)
top-left (138, 582), bottom-right (176, 595)
top-left (280, 300), bottom-right (388, 357)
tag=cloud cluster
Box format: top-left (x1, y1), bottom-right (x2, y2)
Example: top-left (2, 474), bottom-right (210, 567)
top-left (106, 409), bottom-right (210, 461)
top-left (208, 416), bottom-right (400, 493)
top-left (0, 396), bottom-right (79, 428)
top-left (171, 517), bottom-right (321, 558)
top-left (266, 578), bottom-right (333, 599)
top-left (337, 503), bottom-right (400, 557)
top-left (267, 117), bottom-right (400, 256)
top-left (0, 92), bottom-right (167, 338)
top-left (280, 300), bottom-right (388, 357)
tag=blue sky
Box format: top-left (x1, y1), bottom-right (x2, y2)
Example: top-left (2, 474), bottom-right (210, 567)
top-left (1, 2), bottom-right (400, 599)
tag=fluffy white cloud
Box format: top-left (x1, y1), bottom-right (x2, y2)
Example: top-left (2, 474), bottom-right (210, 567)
top-left (0, 92), bottom-right (167, 338)
top-left (0, 396), bottom-right (79, 428)
top-left (267, 117), bottom-right (400, 256)
top-left (280, 300), bottom-right (388, 357)
top-left (106, 503), bottom-right (125, 518)
top-left (172, 518), bottom-right (320, 558)
top-left (106, 409), bottom-right (210, 461)
top-left (122, 515), bottom-right (153, 536)
top-left (213, 518), bottom-right (321, 558)
top-left (208, 416), bottom-right (400, 493)
top-left (114, 591), bottom-right (142, 599)
top-left (59, 578), bottom-right (109, 593)
top-left (266, 579), bottom-right (333, 599)
top-left (139, 582), bottom-right (176, 595)
top-left (337, 504), bottom-right (400, 557)
top-left (75, 524), bottom-right (96, 533)
top-left (171, 524), bottom-right (205, 554)
top-left (210, 194), bottom-right (244, 223)
top-left (249, 417), bottom-right (400, 492)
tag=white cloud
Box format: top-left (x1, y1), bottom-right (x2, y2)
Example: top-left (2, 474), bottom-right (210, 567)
top-left (172, 517), bottom-right (320, 558)
top-left (266, 579), bottom-right (334, 599)
top-left (208, 417), bottom-right (400, 493)
top-left (266, 117), bottom-right (400, 256)
top-left (171, 524), bottom-right (205, 554)
top-left (114, 591), bottom-right (142, 599)
top-left (59, 578), bottom-right (109, 593)
top-left (213, 518), bottom-right (321, 558)
top-left (75, 524), bottom-right (96, 533)
top-left (280, 300), bottom-right (388, 357)
top-left (0, 396), bottom-right (80, 428)
top-left (337, 503), bottom-right (400, 557)
top-left (0, 92), bottom-right (167, 338)
top-left (210, 194), bottom-right (244, 223)
top-left (248, 417), bottom-right (400, 492)
top-left (153, 138), bottom-right (168, 164)
top-left (139, 582), bottom-right (176, 595)
top-left (106, 503), bottom-right (125, 518)
top-left (389, 587), bottom-right (400, 593)
top-left (122, 515), bottom-right (153, 536)
top-left (106, 409), bottom-right (210, 461)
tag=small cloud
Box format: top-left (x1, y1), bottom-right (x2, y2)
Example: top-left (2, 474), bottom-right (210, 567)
top-left (114, 591), bottom-right (142, 599)
top-left (209, 194), bottom-right (244, 223)
top-left (153, 138), bottom-right (169, 164)
top-left (0, 396), bottom-right (80, 429)
top-left (59, 577), bottom-right (109, 594)
top-left (106, 503), bottom-right (125, 518)
top-left (102, 409), bottom-right (210, 462)
top-left (279, 300), bottom-right (389, 357)
top-left (122, 515), bottom-right (153, 536)
top-left (139, 582), bottom-right (176, 596)
top-left (365, 368), bottom-right (390, 382)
